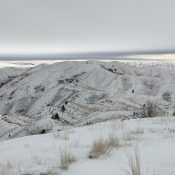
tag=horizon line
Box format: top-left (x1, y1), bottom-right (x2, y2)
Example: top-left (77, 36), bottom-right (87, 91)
top-left (0, 49), bottom-right (175, 61)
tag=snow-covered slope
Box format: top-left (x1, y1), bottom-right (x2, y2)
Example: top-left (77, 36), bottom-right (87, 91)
top-left (0, 67), bottom-right (26, 83)
top-left (0, 116), bottom-right (175, 175)
top-left (0, 61), bottom-right (175, 139)
top-left (122, 60), bottom-right (175, 70)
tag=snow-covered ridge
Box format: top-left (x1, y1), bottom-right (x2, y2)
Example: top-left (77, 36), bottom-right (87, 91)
top-left (0, 60), bottom-right (175, 140)
top-left (122, 60), bottom-right (175, 70)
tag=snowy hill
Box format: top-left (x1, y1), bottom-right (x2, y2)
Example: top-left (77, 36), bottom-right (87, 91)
top-left (0, 61), bottom-right (175, 140)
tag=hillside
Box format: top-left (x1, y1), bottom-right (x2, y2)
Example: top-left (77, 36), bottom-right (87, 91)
top-left (0, 61), bottom-right (175, 140)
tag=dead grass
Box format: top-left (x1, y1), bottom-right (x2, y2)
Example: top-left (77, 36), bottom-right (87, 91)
top-left (154, 116), bottom-right (175, 128)
top-left (88, 136), bottom-right (111, 159)
top-left (108, 133), bottom-right (120, 147)
top-left (126, 147), bottom-right (141, 175)
top-left (88, 133), bottom-right (120, 159)
top-left (130, 128), bottom-right (144, 135)
top-left (71, 138), bottom-right (80, 148)
top-left (123, 132), bottom-right (137, 142)
top-left (123, 128), bottom-right (144, 144)
top-left (125, 147), bottom-right (160, 175)
top-left (0, 160), bottom-right (13, 175)
top-left (33, 155), bottom-right (46, 165)
top-left (111, 120), bottom-right (124, 131)
top-left (53, 131), bottom-right (69, 140)
top-left (168, 128), bottom-right (175, 133)
top-left (59, 149), bottom-right (76, 170)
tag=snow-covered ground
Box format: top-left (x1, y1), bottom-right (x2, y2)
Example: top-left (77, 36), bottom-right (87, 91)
top-left (0, 116), bottom-right (175, 175)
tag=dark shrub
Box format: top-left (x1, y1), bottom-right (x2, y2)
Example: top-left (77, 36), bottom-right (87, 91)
top-left (172, 111), bottom-right (175, 116)
top-left (140, 101), bottom-right (158, 118)
top-left (51, 113), bottom-right (60, 120)
top-left (162, 91), bottom-right (171, 103)
top-left (40, 129), bottom-right (46, 134)
top-left (61, 105), bottom-right (66, 112)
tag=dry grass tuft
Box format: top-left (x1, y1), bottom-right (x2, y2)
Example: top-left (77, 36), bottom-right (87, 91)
top-left (168, 128), bottom-right (175, 133)
top-left (125, 147), bottom-right (160, 175)
top-left (88, 134), bottom-right (120, 159)
top-left (59, 149), bottom-right (76, 170)
top-left (123, 132), bottom-right (137, 142)
top-left (33, 155), bottom-right (46, 165)
top-left (126, 147), bottom-right (141, 175)
top-left (53, 131), bottom-right (69, 140)
top-left (71, 138), bottom-right (80, 148)
top-left (88, 136), bottom-right (111, 159)
top-left (111, 120), bottom-right (124, 131)
top-left (130, 128), bottom-right (144, 135)
top-left (123, 128), bottom-right (144, 144)
top-left (0, 160), bottom-right (13, 175)
top-left (108, 133), bottom-right (120, 147)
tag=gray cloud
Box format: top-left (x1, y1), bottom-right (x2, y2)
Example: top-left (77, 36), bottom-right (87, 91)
top-left (0, 0), bottom-right (175, 59)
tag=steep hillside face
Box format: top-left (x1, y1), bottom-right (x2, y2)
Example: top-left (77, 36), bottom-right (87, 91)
top-left (0, 67), bottom-right (26, 87)
top-left (0, 61), bottom-right (175, 139)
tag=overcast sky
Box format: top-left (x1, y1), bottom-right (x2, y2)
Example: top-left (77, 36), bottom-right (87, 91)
top-left (0, 0), bottom-right (175, 59)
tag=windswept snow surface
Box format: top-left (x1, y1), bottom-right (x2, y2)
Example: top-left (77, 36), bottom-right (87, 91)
top-left (0, 116), bottom-right (175, 175)
top-left (0, 61), bottom-right (175, 139)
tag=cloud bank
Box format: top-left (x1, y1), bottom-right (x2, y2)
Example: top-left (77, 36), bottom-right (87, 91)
top-left (0, 0), bottom-right (175, 59)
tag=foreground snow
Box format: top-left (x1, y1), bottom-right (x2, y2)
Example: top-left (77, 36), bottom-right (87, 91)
top-left (0, 116), bottom-right (175, 175)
